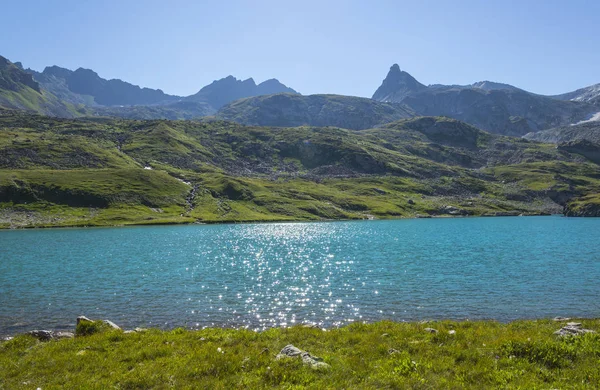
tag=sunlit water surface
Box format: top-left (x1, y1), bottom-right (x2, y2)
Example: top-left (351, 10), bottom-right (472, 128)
top-left (1, 216), bottom-right (599, 335)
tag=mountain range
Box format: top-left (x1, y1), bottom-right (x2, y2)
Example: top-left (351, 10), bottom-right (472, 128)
top-left (369, 64), bottom-right (600, 136)
top-left (1, 54), bottom-right (599, 139)
top-left (2, 53), bottom-right (600, 226)
top-left (14, 57), bottom-right (298, 117)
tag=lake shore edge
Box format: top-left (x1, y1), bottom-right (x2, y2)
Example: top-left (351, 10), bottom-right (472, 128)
top-left (0, 210), bottom-right (562, 231)
top-left (2, 315), bottom-right (596, 340)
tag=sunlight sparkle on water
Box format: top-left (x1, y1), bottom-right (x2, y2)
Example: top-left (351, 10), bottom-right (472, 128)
top-left (1, 217), bottom-right (599, 335)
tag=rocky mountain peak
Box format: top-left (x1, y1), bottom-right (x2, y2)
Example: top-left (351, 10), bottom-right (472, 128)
top-left (42, 65), bottom-right (73, 80)
top-left (256, 78), bottom-right (298, 96)
top-left (0, 56), bottom-right (41, 93)
top-left (0, 55), bottom-right (11, 67)
top-left (187, 75), bottom-right (298, 109)
top-left (73, 67), bottom-right (101, 79)
top-left (372, 64), bottom-right (428, 102)
top-left (471, 80), bottom-right (520, 92)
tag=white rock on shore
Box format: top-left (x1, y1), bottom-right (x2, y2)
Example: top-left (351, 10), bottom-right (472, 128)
top-left (276, 344), bottom-right (330, 370)
top-left (554, 322), bottom-right (596, 337)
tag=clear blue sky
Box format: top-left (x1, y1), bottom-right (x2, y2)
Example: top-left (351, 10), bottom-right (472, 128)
top-left (1, 0), bottom-right (598, 97)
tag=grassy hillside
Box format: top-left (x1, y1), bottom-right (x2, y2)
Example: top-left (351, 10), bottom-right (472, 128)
top-left (1, 319), bottom-right (599, 388)
top-left (1, 111), bottom-right (599, 228)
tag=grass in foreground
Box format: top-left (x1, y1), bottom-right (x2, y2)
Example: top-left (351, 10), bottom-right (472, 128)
top-left (1, 319), bottom-right (599, 389)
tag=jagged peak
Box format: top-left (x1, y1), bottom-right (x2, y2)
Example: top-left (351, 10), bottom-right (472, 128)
top-left (259, 78), bottom-right (279, 84)
top-left (0, 55), bottom-right (12, 67)
top-left (0, 55), bottom-right (41, 93)
top-left (73, 67), bottom-right (100, 77)
top-left (372, 63), bottom-right (427, 102)
top-left (209, 75), bottom-right (255, 86)
top-left (242, 77), bottom-right (256, 85)
top-left (383, 64), bottom-right (421, 85)
top-left (256, 78), bottom-right (298, 95)
top-left (42, 65), bottom-right (73, 79)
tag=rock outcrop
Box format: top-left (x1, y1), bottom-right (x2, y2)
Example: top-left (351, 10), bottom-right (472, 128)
top-left (564, 199), bottom-right (600, 217)
top-left (26, 330), bottom-right (74, 341)
top-left (554, 322), bottom-right (596, 337)
top-left (372, 64), bottom-right (428, 102)
top-left (76, 315), bottom-right (121, 335)
top-left (552, 83), bottom-right (600, 102)
top-left (524, 121), bottom-right (600, 145)
top-left (0, 56), bottom-right (41, 93)
top-left (276, 344), bottom-right (330, 369)
top-left (558, 139), bottom-right (600, 164)
top-left (0, 56), bottom-right (82, 117)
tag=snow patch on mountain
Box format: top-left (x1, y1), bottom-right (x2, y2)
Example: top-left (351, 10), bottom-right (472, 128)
top-left (573, 111), bottom-right (600, 125)
top-left (570, 84), bottom-right (600, 102)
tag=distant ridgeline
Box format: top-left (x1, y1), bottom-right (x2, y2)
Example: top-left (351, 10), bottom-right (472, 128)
top-left (1, 54), bottom-right (599, 137)
top-left (201, 64), bottom-right (600, 137)
top-left (1, 54), bottom-right (299, 120)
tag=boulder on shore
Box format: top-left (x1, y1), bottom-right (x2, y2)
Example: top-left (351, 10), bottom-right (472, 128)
top-left (77, 316), bottom-right (93, 325)
top-left (76, 316), bottom-right (121, 336)
top-left (77, 316), bottom-right (121, 329)
top-left (26, 330), bottom-right (74, 341)
top-left (26, 330), bottom-right (54, 341)
top-left (276, 344), bottom-right (330, 370)
top-left (553, 316), bottom-right (571, 322)
top-left (103, 320), bottom-right (121, 330)
top-left (554, 322), bottom-right (596, 337)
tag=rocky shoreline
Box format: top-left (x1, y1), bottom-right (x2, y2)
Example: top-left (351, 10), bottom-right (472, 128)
top-left (3, 315), bottom-right (597, 343)
top-left (0, 210), bottom-right (569, 231)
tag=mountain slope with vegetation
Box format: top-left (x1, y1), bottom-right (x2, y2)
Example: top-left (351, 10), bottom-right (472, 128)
top-left (1, 111), bottom-right (599, 228)
top-left (0, 56), bottom-right (84, 118)
top-left (524, 121), bottom-right (600, 166)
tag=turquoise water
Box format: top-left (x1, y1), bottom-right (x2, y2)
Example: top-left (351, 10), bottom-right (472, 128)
top-left (0, 216), bottom-right (599, 335)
